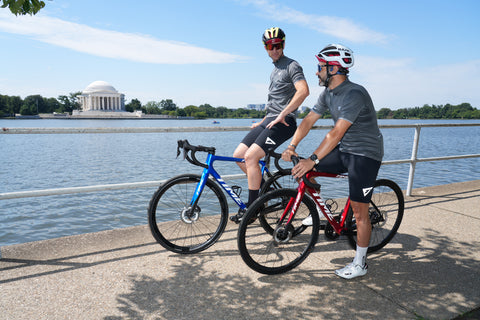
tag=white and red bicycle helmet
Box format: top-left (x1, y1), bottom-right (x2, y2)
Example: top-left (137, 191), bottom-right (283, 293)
top-left (316, 44), bottom-right (354, 69)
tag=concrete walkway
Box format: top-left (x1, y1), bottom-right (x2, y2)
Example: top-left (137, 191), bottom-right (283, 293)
top-left (1, 180), bottom-right (479, 320)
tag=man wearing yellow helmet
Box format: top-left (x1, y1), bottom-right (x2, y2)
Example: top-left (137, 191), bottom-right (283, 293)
top-left (231, 27), bottom-right (309, 223)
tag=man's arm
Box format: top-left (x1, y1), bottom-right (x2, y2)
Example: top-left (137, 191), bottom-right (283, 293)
top-left (291, 118), bottom-right (352, 179)
top-left (282, 110), bottom-right (321, 161)
top-left (312, 118), bottom-right (351, 160)
top-left (266, 79), bottom-right (309, 129)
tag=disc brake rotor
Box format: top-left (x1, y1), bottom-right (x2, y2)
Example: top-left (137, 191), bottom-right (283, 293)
top-left (180, 206), bottom-right (200, 224)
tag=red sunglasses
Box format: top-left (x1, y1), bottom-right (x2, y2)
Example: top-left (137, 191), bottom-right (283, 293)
top-left (265, 43), bottom-right (284, 50)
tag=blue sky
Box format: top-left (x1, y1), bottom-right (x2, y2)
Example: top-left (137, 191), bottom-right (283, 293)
top-left (1, 0), bottom-right (479, 110)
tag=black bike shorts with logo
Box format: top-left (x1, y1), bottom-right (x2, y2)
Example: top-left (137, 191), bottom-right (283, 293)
top-left (313, 145), bottom-right (381, 203)
top-left (241, 116), bottom-right (297, 153)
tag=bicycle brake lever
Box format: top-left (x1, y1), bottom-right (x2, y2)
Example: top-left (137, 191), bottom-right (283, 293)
top-left (176, 140), bottom-right (183, 158)
top-left (291, 155), bottom-right (300, 166)
top-left (176, 140), bottom-right (187, 159)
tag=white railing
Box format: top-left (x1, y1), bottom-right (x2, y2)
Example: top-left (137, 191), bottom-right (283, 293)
top-left (1, 123), bottom-right (479, 200)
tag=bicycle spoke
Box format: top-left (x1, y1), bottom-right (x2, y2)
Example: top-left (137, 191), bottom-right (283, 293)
top-left (148, 175), bottom-right (228, 254)
top-left (345, 179), bottom-right (404, 253)
top-left (238, 189), bottom-right (319, 274)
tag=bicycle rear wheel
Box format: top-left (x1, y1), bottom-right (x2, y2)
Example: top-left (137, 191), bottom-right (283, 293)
top-left (148, 174), bottom-right (228, 254)
top-left (260, 169), bottom-right (296, 194)
top-left (237, 189), bottom-right (319, 275)
top-left (345, 179), bottom-right (404, 253)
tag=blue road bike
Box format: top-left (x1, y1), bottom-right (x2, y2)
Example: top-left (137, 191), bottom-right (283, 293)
top-left (148, 140), bottom-right (295, 254)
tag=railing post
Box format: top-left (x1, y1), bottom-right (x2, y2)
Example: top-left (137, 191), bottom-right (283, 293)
top-left (407, 125), bottom-right (421, 196)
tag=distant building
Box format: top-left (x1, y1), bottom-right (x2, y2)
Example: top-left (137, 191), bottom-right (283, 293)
top-left (247, 104), bottom-right (265, 111)
top-left (298, 106), bottom-right (310, 113)
top-left (78, 80), bottom-right (125, 112)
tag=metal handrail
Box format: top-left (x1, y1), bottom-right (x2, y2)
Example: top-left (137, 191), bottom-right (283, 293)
top-left (1, 123), bottom-right (479, 199)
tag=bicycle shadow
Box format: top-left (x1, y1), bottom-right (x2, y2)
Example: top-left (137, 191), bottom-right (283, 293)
top-left (101, 226), bottom-right (479, 320)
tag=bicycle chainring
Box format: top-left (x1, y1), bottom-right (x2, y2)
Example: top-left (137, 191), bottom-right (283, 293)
top-left (324, 215), bottom-right (340, 240)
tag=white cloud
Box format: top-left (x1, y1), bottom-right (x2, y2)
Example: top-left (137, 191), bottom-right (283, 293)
top-left (355, 56), bottom-right (480, 108)
top-left (0, 11), bottom-right (247, 64)
top-left (244, 0), bottom-right (390, 44)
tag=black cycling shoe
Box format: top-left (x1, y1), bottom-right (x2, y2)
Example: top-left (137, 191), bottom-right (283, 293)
top-left (230, 208), bottom-right (246, 224)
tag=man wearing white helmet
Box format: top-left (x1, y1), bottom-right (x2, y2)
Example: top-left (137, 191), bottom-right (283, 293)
top-left (282, 44), bottom-right (384, 279)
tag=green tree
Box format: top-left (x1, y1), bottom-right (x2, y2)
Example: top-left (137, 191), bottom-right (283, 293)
top-left (176, 108), bottom-right (186, 117)
top-left (144, 101), bottom-right (161, 114)
top-left (45, 97), bottom-right (61, 113)
top-left (20, 95), bottom-right (44, 115)
top-left (1, 0), bottom-right (46, 15)
top-left (57, 92), bottom-right (80, 113)
top-left (215, 106), bottom-right (229, 118)
top-left (193, 111), bottom-right (207, 119)
top-left (7, 95), bottom-right (22, 115)
top-left (0, 95), bottom-right (8, 116)
top-left (160, 99), bottom-right (177, 112)
top-left (125, 98), bottom-right (142, 112)
top-left (198, 104), bottom-right (215, 118)
top-left (183, 105), bottom-right (199, 117)
top-left (377, 108), bottom-right (393, 119)
top-left (298, 107), bottom-right (311, 118)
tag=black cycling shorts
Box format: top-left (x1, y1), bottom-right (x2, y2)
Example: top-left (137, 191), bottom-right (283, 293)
top-left (314, 145), bottom-right (381, 203)
top-left (241, 116), bottom-right (297, 153)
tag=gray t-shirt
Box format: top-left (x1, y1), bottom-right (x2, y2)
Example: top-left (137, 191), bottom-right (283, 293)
top-left (312, 79), bottom-right (384, 161)
top-left (265, 55), bottom-right (306, 118)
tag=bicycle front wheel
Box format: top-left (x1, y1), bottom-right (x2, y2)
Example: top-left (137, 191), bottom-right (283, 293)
top-left (259, 170), bottom-right (299, 234)
top-left (148, 174), bottom-right (228, 254)
top-left (345, 179), bottom-right (404, 253)
top-left (237, 189), bottom-right (319, 275)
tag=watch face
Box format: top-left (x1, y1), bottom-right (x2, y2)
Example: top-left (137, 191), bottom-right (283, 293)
top-left (310, 154), bottom-right (317, 161)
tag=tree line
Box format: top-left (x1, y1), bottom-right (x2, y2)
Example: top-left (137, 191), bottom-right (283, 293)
top-left (376, 103), bottom-right (479, 119)
top-left (0, 94), bottom-right (266, 118)
top-left (0, 93), bottom-right (81, 116)
top-left (0, 93), bottom-right (478, 119)
top-left (125, 99), bottom-right (266, 119)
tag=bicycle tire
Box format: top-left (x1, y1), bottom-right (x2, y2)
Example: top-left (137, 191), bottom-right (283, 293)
top-left (148, 174), bottom-right (229, 254)
top-left (237, 189), bottom-right (320, 275)
top-left (345, 179), bottom-right (404, 253)
top-left (260, 169), bottom-right (295, 194)
top-left (259, 169), bottom-right (299, 233)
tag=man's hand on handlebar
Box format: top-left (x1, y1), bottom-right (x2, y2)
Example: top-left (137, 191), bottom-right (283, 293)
top-left (281, 147), bottom-right (297, 162)
top-left (291, 158), bottom-right (315, 180)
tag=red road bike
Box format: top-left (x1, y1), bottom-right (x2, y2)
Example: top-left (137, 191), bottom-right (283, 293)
top-left (237, 156), bottom-right (404, 275)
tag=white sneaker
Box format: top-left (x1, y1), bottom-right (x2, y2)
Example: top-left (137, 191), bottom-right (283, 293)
top-left (335, 262), bottom-right (368, 279)
top-left (302, 215), bottom-right (313, 226)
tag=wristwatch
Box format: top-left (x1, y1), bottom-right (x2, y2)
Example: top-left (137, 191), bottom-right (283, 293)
top-left (309, 153), bottom-right (320, 165)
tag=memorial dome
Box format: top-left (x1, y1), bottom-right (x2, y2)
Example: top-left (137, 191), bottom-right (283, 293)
top-left (82, 81), bottom-right (118, 94)
top-left (78, 80), bottom-right (125, 113)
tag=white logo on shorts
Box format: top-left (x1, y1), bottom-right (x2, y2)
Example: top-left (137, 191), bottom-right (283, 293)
top-left (265, 137), bottom-right (276, 145)
top-left (362, 187), bottom-right (373, 197)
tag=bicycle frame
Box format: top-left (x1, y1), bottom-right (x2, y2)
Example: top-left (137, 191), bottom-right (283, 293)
top-left (190, 153), bottom-right (270, 212)
top-left (282, 171), bottom-right (351, 235)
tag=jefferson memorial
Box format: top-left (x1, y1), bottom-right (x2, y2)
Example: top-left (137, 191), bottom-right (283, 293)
top-left (78, 80), bottom-right (125, 112)
top-left (71, 80), bottom-right (144, 117)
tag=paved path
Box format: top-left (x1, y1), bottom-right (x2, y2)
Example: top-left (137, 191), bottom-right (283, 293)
top-left (1, 180), bottom-right (479, 320)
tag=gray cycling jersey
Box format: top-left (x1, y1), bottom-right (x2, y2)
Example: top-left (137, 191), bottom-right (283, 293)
top-left (312, 79), bottom-right (384, 162)
top-left (265, 55), bottom-right (306, 119)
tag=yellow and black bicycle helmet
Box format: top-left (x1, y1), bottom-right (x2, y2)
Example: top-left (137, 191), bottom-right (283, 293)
top-left (262, 27), bottom-right (286, 46)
